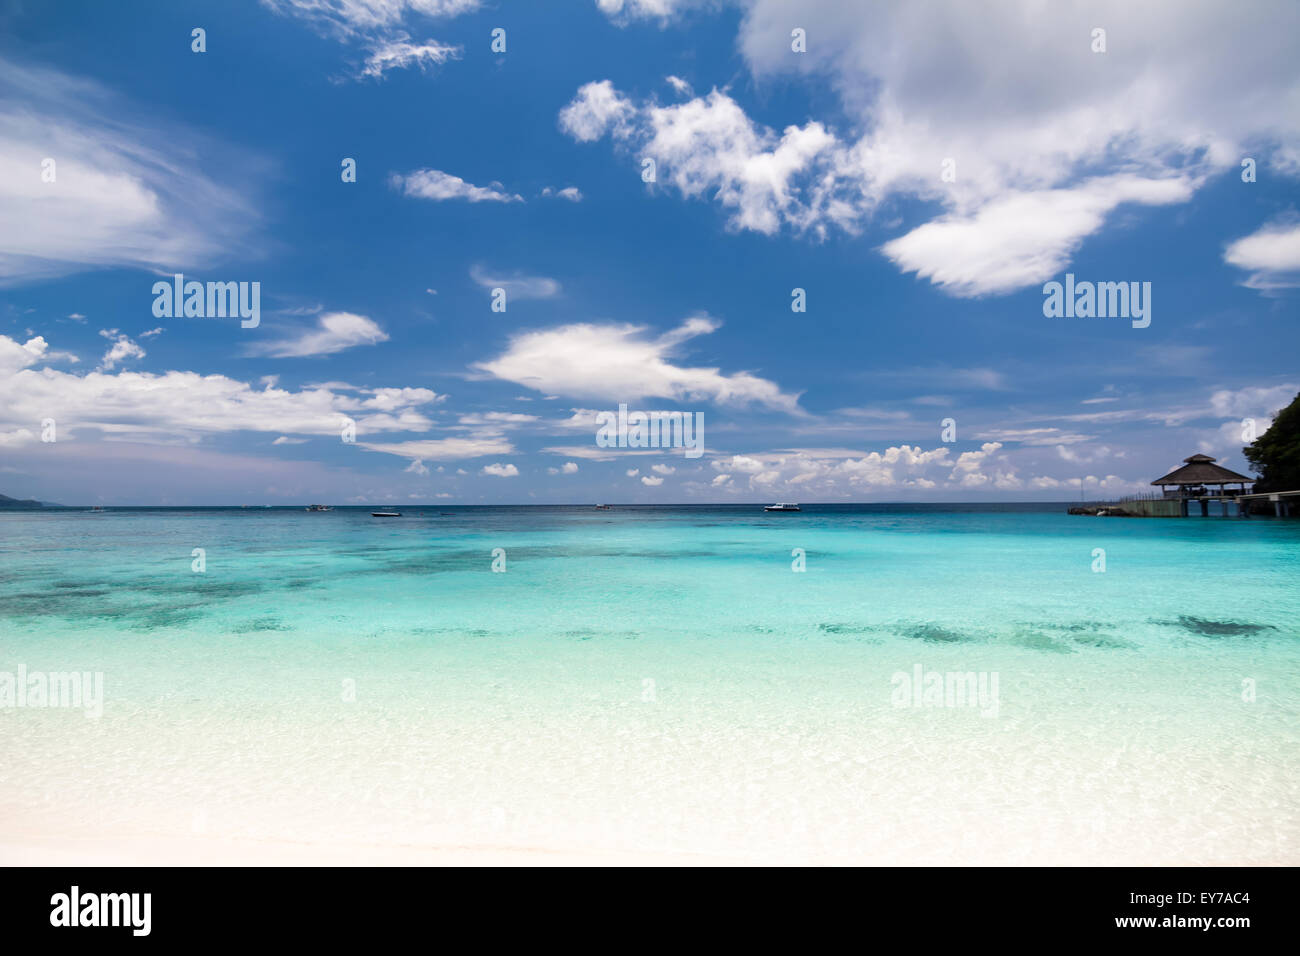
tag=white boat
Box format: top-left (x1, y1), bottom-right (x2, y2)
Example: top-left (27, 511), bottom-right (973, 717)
top-left (305, 504), bottom-right (333, 512)
top-left (371, 511), bottom-right (402, 517)
top-left (594, 504), bottom-right (611, 510)
top-left (764, 502), bottom-right (801, 512)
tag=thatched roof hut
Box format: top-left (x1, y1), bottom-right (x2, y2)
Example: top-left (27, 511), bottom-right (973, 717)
top-left (1151, 454), bottom-right (1252, 493)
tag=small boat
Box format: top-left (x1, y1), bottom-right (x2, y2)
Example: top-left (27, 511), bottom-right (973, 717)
top-left (371, 511), bottom-right (402, 517)
top-left (305, 504), bottom-right (333, 512)
top-left (594, 504), bottom-right (612, 510)
top-left (764, 502), bottom-right (801, 512)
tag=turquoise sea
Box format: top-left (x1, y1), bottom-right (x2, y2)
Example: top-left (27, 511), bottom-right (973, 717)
top-left (1, 504), bottom-right (1297, 863)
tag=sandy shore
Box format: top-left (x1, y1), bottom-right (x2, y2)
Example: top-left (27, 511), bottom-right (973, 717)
top-left (0, 833), bottom-right (741, 866)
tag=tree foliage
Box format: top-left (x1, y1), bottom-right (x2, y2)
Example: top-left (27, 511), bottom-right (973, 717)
top-left (1243, 391), bottom-right (1300, 494)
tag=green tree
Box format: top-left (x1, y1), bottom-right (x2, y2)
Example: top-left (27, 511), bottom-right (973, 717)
top-left (1243, 391), bottom-right (1300, 494)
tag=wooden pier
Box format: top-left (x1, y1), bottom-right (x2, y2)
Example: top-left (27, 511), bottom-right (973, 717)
top-left (1071, 453), bottom-right (1296, 517)
top-left (1234, 489), bottom-right (1300, 517)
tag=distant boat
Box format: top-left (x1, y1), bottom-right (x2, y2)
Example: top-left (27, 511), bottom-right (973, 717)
top-left (305, 504), bottom-right (333, 512)
top-left (371, 511), bottom-right (402, 517)
top-left (594, 504), bottom-right (612, 510)
top-left (84, 506), bottom-right (105, 513)
top-left (764, 502), bottom-right (801, 512)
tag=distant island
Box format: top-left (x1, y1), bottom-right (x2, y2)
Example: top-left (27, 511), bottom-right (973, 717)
top-left (0, 493), bottom-right (51, 509)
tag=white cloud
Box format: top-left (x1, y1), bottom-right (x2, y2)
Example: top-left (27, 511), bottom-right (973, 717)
top-left (563, 84), bottom-right (845, 237)
top-left (1208, 384), bottom-right (1298, 419)
top-left (541, 186), bottom-right (584, 202)
top-left (360, 36), bottom-right (460, 78)
top-left (261, 0), bottom-right (479, 37)
top-left (975, 427), bottom-right (1093, 446)
top-left (880, 175), bottom-right (1195, 296)
top-left (0, 428), bottom-right (36, 447)
top-left (390, 169), bottom-right (522, 203)
top-left (405, 458), bottom-right (430, 475)
top-left (540, 445), bottom-right (659, 461)
top-left (561, 461), bottom-right (578, 474)
top-left (1224, 220), bottom-right (1300, 290)
top-left (0, 333), bottom-right (442, 444)
top-left (1056, 444), bottom-right (1115, 464)
top-left (665, 75), bottom-right (693, 96)
top-left (651, 463), bottom-right (676, 475)
top-left (573, 1), bottom-right (1300, 294)
top-left (249, 311), bottom-right (388, 358)
top-left (0, 58), bottom-right (258, 285)
top-left (709, 443), bottom-right (1020, 495)
top-left (359, 436), bottom-right (513, 461)
top-left (640, 475), bottom-right (664, 485)
top-left (272, 436), bottom-right (308, 445)
top-left (456, 411), bottom-right (538, 427)
top-left (625, 468), bottom-right (640, 477)
top-left (469, 265), bottom-right (561, 299)
top-left (596, 0), bottom-right (712, 25)
top-left (558, 80), bottom-right (637, 142)
top-left (0, 335), bottom-right (64, 374)
top-left (97, 329), bottom-right (145, 371)
top-left (475, 315), bottom-right (802, 412)
top-left (481, 462), bottom-right (519, 477)
top-left (701, 441), bottom-right (1163, 498)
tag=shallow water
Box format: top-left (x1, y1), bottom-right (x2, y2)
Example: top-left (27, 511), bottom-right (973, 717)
top-left (1, 504), bottom-right (1297, 863)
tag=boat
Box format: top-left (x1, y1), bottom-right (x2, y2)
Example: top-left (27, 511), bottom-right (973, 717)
top-left (305, 504), bottom-right (333, 512)
top-left (594, 504), bottom-right (612, 510)
top-left (764, 502), bottom-right (801, 512)
top-left (371, 511), bottom-right (402, 517)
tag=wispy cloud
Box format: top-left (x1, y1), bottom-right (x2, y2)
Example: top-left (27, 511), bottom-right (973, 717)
top-left (390, 168), bottom-right (522, 203)
top-left (469, 265), bottom-right (560, 299)
top-left (0, 57), bottom-right (259, 285)
top-left (247, 311), bottom-right (389, 358)
top-left (360, 36), bottom-right (460, 79)
top-left (262, 0), bottom-right (480, 38)
top-left (358, 436), bottom-right (514, 462)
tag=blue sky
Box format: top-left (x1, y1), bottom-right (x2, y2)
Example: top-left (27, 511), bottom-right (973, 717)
top-left (1, 0), bottom-right (1297, 505)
